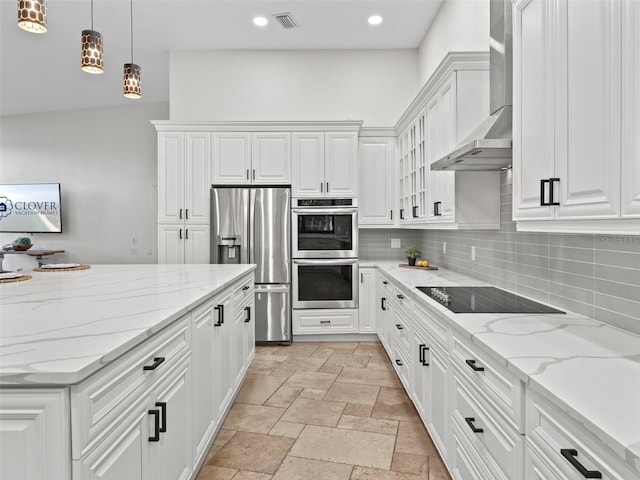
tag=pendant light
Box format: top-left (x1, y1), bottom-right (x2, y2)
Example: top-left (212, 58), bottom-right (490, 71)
top-left (123, 0), bottom-right (141, 98)
top-left (81, 0), bottom-right (104, 74)
top-left (17, 0), bottom-right (47, 33)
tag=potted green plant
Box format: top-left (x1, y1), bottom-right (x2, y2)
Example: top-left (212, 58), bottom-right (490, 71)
top-left (404, 246), bottom-right (421, 266)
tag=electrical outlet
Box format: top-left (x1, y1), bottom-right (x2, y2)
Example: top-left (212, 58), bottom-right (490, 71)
top-left (471, 245), bottom-right (476, 261)
top-left (443, 242), bottom-right (447, 254)
top-left (391, 238), bottom-right (401, 248)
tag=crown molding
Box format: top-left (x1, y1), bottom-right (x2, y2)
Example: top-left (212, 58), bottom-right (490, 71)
top-left (150, 120), bottom-right (364, 132)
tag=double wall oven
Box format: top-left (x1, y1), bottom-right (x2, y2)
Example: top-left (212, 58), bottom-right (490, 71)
top-left (291, 198), bottom-right (358, 309)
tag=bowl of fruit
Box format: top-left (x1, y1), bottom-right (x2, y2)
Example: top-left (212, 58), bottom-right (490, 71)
top-left (11, 236), bottom-right (33, 251)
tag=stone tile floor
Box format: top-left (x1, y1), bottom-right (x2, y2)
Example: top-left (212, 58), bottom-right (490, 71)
top-left (197, 341), bottom-right (452, 480)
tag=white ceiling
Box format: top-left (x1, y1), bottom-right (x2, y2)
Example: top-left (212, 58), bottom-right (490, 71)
top-left (0, 0), bottom-right (443, 116)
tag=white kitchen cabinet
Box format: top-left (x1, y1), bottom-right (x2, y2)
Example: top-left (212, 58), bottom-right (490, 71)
top-left (359, 137), bottom-right (395, 225)
top-left (212, 132), bottom-right (291, 185)
top-left (158, 132), bottom-right (211, 224)
top-left (621, 0), bottom-right (640, 217)
top-left (398, 110), bottom-right (426, 223)
top-left (358, 267), bottom-right (376, 333)
top-left (376, 275), bottom-right (394, 354)
top-left (513, 0), bottom-right (640, 233)
top-left (292, 131), bottom-right (358, 198)
top-left (525, 388), bottom-right (637, 480)
top-left (158, 224), bottom-right (209, 264)
top-left (0, 389), bottom-right (71, 480)
top-left (426, 70), bottom-right (495, 227)
top-left (212, 289), bottom-right (236, 420)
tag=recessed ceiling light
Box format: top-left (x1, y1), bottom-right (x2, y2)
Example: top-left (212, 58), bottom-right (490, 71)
top-left (368, 15), bottom-right (383, 26)
top-left (253, 16), bottom-right (268, 27)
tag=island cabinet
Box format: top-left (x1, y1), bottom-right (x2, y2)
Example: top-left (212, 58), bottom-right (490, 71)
top-left (211, 132), bottom-right (291, 185)
top-left (292, 131), bottom-right (359, 198)
top-left (512, 0), bottom-right (640, 233)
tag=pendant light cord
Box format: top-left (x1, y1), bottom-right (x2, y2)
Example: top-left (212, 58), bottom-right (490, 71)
top-left (90, 0), bottom-right (94, 30)
top-left (130, 0), bottom-right (134, 63)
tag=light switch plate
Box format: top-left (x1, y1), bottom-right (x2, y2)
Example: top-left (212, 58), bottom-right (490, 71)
top-left (443, 242), bottom-right (447, 254)
top-left (471, 245), bottom-right (476, 261)
top-left (391, 238), bottom-right (401, 248)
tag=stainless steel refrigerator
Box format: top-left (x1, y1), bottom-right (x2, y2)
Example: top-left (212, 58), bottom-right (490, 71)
top-left (211, 187), bottom-right (291, 344)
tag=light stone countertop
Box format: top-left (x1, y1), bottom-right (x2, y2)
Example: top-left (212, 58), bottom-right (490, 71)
top-left (0, 264), bottom-right (255, 386)
top-left (364, 261), bottom-right (640, 474)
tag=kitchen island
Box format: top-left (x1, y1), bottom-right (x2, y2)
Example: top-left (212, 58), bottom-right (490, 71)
top-left (0, 264), bottom-right (256, 480)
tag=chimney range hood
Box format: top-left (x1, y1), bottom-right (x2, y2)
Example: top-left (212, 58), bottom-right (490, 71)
top-left (431, 0), bottom-right (513, 172)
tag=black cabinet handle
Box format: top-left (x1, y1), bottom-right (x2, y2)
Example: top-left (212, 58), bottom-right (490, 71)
top-left (434, 201), bottom-right (442, 216)
top-left (465, 359), bottom-right (484, 372)
top-left (253, 169), bottom-right (256, 180)
top-left (148, 409), bottom-right (160, 442)
top-left (185, 209), bottom-right (189, 220)
top-left (242, 285), bottom-right (250, 291)
top-left (549, 177), bottom-right (560, 206)
top-left (326, 182), bottom-right (329, 192)
top-left (246, 169), bottom-right (250, 180)
top-left (390, 210), bottom-right (393, 220)
top-left (155, 401), bottom-right (167, 433)
top-left (320, 320), bottom-right (331, 324)
top-left (395, 359), bottom-right (403, 366)
top-left (179, 208), bottom-right (183, 220)
top-left (419, 344), bottom-right (429, 366)
top-left (320, 182), bottom-right (323, 193)
top-left (397, 294), bottom-right (405, 299)
top-left (179, 228), bottom-right (182, 240)
top-left (412, 206), bottom-right (418, 218)
top-left (143, 357), bottom-right (165, 371)
top-left (244, 306), bottom-right (251, 323)
top-left (560, 449), bottom-right (602, 478)
top-left (214, 304), bottom-right (224, 326)
top-left (185, 228), bottom-right (189, 240)
top-left (395, 324), bottom-right (403, 330)
top-left (465, 417), bottom-right (483, 433)
top-left (382, 281), bottom-right (389, 285)
top-left (381, 297), bottom-right (387, 311)
top-left (400, 209), bottom-right (405, 220)
top-left (540, 179), bottom-right (550, 206)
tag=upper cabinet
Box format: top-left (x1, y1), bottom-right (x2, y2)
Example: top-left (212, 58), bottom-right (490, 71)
top-left (292, 131), bottom-right (358, 198)
top-left (158, 131), bottom-right (210, 225)
top-left (359, 135), bottom-right (395, 226)
top-left (513, 0), bottom-right (640, 233)
top-left (212, 132), bottom-right (291, 185)
top-left (392, 53), bottom-right (500, 230)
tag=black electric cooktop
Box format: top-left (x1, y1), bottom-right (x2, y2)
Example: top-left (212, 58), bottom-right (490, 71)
top-left (416, 286), bottom-right (565, 314)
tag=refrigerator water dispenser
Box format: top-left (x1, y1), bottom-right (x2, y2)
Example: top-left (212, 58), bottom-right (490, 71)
top-left (217, 235), bottom-right (241, 264)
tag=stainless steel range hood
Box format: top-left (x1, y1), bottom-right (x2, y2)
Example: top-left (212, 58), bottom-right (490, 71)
top-left (431, 0), bottom-right (513, 171)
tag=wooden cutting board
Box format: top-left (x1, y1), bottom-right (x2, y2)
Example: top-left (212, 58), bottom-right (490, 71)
top-left (399, 264), bottom-right (438, 270)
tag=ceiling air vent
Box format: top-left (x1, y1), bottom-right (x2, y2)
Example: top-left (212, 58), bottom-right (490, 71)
top-left (273, 12), bottom-right (299, 29)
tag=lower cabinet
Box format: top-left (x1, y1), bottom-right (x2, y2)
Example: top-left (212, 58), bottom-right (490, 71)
top-left (358, 267), bottom-right (376, 333)
top-left (0, 389), bottom-right (71, 480)
top-left (292, 309), bottom-right (359, 334)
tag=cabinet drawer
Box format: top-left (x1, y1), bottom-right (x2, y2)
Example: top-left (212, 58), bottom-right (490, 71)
top-left (450, 331), bottom-right (524, 432)
top-left (71, 316), bottom-right (191, 459)
top-left (233, 274), bottom-right (254, 314)
top-left (526, 389), bottom-right (638, 480)
top-left (451, 368), bottom-right (524, 480)
top-left (392, 309), bottom-right (412, 353)
top-left (450, 417), bottom-right (493, 480)
top-left (293, 309), bottom-right (358, 334)
top-left (392, 338), bottom-right (410, 390)
top-left (415, 300), bottom-right (448, 348)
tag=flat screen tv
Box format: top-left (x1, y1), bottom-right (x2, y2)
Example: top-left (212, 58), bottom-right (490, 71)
top-left (0, 183), bottom-right (62, 233)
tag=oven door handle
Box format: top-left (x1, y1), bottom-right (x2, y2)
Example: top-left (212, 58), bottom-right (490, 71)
top-left (293, 258), bottom-right (358, 266)
top-left (292, 208), bottom-right (358, 215)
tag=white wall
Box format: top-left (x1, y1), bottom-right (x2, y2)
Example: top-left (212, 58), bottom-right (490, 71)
top-left (170, 49), bottom-right (418, 126)
top-left (0, 102), bottom-right (169, 264)
top-left (417, 0), bottom-right (489, 85)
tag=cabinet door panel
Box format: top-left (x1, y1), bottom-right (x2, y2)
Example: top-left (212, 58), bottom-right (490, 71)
top-left (622, 0), bottom-right (640, 217)
top-left (428, 342), bottom-right (449, 458)
top-left (184, 133), bottom-right (211, 223)
top-left (556, 0), bottom-right (620, 219)
top-left (359, 138), bottom-right (394, 225)
top-left (184, 225), bottom-right (210, 264)
top-left (212, 133), bottom-right (251, 184)
top-left (292, 132), bottom-right (324, 197)
top-left (158, 133), bottom-right (184, 223)
top-left (325, 132), bottom-right (358, 197)
top-left (357, 268), bottom-right (376, 333)
top-left (253, 133), bottom-right (291, 184)
top-left (158, 225), bottom-right (184, 264)
top-left (513, 0), bottom-right (555, 220)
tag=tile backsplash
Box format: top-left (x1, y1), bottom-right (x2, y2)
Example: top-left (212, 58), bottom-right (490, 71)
top-left (361, 171), bottom-right (640, 335)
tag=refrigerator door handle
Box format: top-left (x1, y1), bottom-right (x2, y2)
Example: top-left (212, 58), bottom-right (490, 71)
top-left (248, 189), bottom-right (255, 264)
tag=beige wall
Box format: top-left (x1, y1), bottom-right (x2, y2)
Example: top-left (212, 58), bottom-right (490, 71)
top-left (169, 49), bottom-right (418, 126)
top-left (417, 0), bottom-right (489, 85)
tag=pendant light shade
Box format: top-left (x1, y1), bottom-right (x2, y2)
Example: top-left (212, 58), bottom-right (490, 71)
top-left (17, 0), bottom-right (47, 33)
top-left (123, 64), bottom-right (141, 99)
top-left (123, 0), bottom-right (141, 98)
top-left (82, 0), bottom-right (103, 74)
top-left (81, 29), bottom-right (104, 74)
